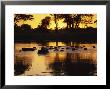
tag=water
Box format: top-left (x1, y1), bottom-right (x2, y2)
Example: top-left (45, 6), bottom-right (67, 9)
top-left (14, 42), bottom-right (97, 76)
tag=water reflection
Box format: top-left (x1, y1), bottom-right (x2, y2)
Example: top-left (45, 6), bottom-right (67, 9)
top-left (14, 56), bottom-right (32, 75)
top-left (14, 42), bottom-right (97, 76)
top-left (49, 53), bottom-right (96, 76)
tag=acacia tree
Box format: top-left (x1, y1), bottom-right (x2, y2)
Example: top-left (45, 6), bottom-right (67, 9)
top-left (52, 14), bottom-right (74, 29)
top-left (52, 14), bottom-right (60, 32)
top-left (61, 14), bottom-right (94, 29)
top-left (14, 14), bottom-right (33, 30)
top-left (14, 14), bottom-right (33, 24)
top-left (74, 14), bottom-right (82, 28)
top-left (61, 14), bottom-right (74, 29)
top-left (53, 14), bottom-right (78, 29)
top-left (51, 14), bottom-right (95, 29)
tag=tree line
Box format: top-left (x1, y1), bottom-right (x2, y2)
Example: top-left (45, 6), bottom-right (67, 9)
top-left (14, 14), bottom-right (97, 32)
top-left (14, 14), bottom-right (97, 42)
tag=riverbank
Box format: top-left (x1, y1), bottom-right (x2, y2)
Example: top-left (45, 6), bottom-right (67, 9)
top-left (15, 28), bottom-right (97, 42)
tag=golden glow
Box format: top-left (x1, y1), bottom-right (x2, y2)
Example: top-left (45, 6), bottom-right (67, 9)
top-left (16, 14), bottom-right (97, 30)
top-left (48, 42), bottom-right (65, 46)
top-left (48, 19), bottom-right (67, 30)
top-left (15, 42), bottom-right (96, 75)
top-left (17, 14), bottom-right (51, 29)
top-left (79, 14), bottom-right (97, 28)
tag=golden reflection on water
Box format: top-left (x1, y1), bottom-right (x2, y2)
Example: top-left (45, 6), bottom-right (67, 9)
top-left (14, 42), bottom-right (97, 76)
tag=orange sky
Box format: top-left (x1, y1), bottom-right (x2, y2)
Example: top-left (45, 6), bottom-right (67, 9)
top-left (17, 14), bottom-right (97, 30)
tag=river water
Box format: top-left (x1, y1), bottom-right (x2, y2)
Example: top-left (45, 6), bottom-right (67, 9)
top-left (14, 42), bottom-right (97, 76)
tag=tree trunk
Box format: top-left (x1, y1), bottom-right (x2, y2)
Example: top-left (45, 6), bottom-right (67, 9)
top-left (54, 15), bottom-right (58, 31)
top-left (67, 22), bottom-right (69, 29)
top-left (56, 41), bottom-right (58, 46)
top-left (72, 22), bottom-right (74, 28)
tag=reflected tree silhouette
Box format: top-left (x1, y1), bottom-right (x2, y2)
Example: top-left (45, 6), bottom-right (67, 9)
top-left (49, 53), bottom-right (64, 75)
top-left (49, 52), bottom-right (96, 76)
top-left (14, 61), bottom-right (28, 75)
top-left (63, 53), bottom-right (96, 76)
top-left (14, 56), bottom-right (32, 76)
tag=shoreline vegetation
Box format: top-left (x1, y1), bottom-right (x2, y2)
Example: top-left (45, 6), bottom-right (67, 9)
top-left (14, 14), bottom-right (97, 42)
top-left (15, 28), bottom-right (97, 42)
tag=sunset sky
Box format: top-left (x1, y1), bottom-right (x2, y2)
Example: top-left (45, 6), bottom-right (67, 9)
top-left (16, 14), bottom-right (97, 30)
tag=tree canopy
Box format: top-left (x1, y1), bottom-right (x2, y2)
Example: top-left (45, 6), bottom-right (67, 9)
top-left (14, 14), bottom-right (96, 31)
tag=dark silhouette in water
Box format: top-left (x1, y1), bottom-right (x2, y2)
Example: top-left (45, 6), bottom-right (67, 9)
top-left (54, 48), bottom-right (59, 51)
top-left (63, 58), bottom-right (96, 76)
top-left (72, 48), bottom-right (76, 51)
top-left (14, 60), bottom-right (30, 75)
top-left (84, 48), bottom-right (87, 50)
top-left (49, 53), bottom-right (96, 76)
top-left (93, 46), bottom-right (96, 48)
top-left (60, 49), bottom-right (64, 52)
top-left (22, 47), bottom-right (36, 51)
top-left (38, 47), bottom-right (49, 55)
top-left (49, 53), bottom-right (64, 75)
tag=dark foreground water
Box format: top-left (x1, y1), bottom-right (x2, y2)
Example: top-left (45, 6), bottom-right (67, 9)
top-left (14, 42), bottom-right (97, 76)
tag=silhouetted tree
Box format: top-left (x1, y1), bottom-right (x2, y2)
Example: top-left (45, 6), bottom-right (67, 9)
top-left (14, 23), bottom-right (21, 30)
top-left (14, 14), bottom-right (33, 24)
top-left (51, 14), bottom-right (59, 31)
top-left (52, 14), bottom-right (74, 29)
top-left (61, 14), bottom-right (94, 29)
top-left (20, 24), bottom-right (31, 30)
top-left (51, 14), bottom-right (66, 30)
top-left (62, 14), bottom-right (75, 29)
top-left (74, 14), bottom-right (82, 28)
top-left (40, 16), bottom-right (51, 30)
top-left (14, 14), bottom-right (33, 32)
top-left (54, 14), bottom-right (58, 31)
